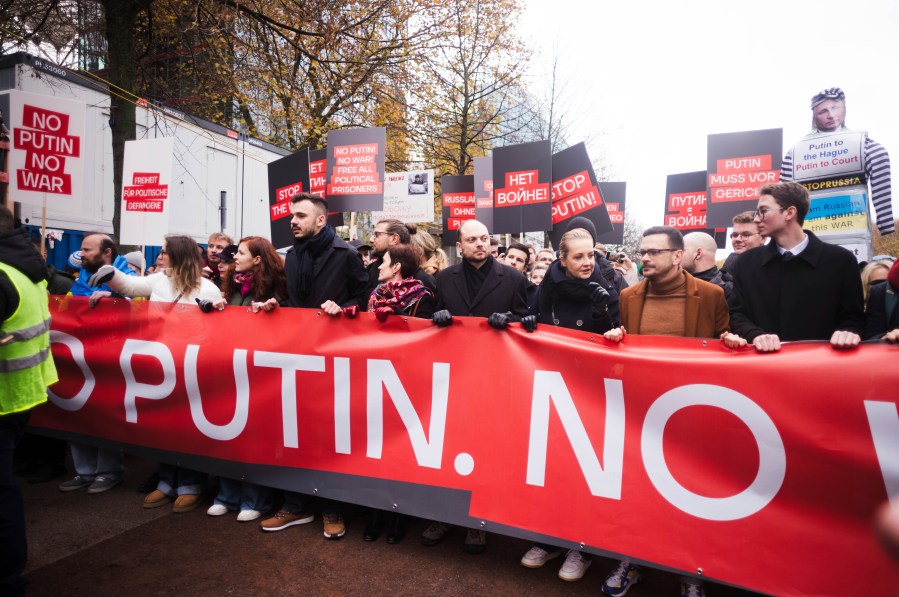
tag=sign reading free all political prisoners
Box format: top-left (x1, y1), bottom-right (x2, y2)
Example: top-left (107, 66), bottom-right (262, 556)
top-left (32, 297), bottom-right (899, 597)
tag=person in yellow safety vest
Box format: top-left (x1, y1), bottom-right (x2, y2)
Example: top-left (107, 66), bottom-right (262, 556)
top-left (0, 204), bottom-right (58, 596)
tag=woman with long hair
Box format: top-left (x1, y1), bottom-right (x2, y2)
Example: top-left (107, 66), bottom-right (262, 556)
top-left (206, 237), bottom-right (286, 521)
top-left (87, 234), bottom-right (222, 513)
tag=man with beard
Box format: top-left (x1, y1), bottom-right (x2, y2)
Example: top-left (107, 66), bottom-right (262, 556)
top-left (366, 219), bottom-right (436, 293)
top-left (202, 232), bottom-right (233, 288)
top-left (259, 193), bottom-right (368, 540)
top-left (58, 233), bottom-right (135, 495)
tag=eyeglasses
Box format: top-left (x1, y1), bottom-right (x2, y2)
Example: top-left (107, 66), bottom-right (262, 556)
top-left (158, 250), bottom-right (167, 255)
top-left (754, 207), bottom-right (786, 220)
top-left (730, 231), bottom-right (759, 239)
top-left (636, 248), bottom-right (676, 258)
top-left (371, 231), bottom-right (391, 237)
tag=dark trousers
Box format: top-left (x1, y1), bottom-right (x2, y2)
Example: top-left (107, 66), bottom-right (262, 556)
top-left (1, 410), bottom-right (31, 597)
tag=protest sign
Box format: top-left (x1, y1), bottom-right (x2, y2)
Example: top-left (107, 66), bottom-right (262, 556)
top-left (372, 170), bottom-right (435, 224)
top-left (473, 156), bottom-right (494, 233)
top-left (5, 89), bottom-right (85, 213)
top-left (596, 182), bottom-right (626, 245)
top-left (119, 137), bottom-right (175, 246)
top-left (34, 297), bottom-right (899, 597)
top-left (326, 127), bottom-right (386, 212)
top-left (492, 141), bottom-right (552, 235)
top-left (266, 148), bottom-right (309, 249)
top-left (308, 147), bottom-right (344, 227)
top-left (706, 129), bottom-right (782, 228)
top-left (549, 143), bottom-right (612, 248)
top-left (441, 175), bottom-right (475, 246)
top-left (665, 171), bottom-right (726, 248)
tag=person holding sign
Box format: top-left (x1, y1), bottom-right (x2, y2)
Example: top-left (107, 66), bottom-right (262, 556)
top-left (780, 88), bottom-right (894, 235)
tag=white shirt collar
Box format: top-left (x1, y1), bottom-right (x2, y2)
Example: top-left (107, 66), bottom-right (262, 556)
top-left (777, 233), bottom-right (809, 256)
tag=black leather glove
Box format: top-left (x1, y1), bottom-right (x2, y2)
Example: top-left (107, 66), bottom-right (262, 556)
top-left (87, 265), bottom-right (116, 287)
top-left (488, 311), bottom-right (513, 330)
top-left (521, 315), bottom-right (538, 333)
top-left (432, 309), bottom-right (453, 327)
top-left (588, 282), bottom-right (610, 305)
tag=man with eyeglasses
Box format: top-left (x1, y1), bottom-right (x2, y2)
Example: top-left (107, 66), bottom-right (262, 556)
top-left (601, 225), bottom-right (732, 597)
top-left (367, 219), bottom-right (436, 293)
top-left (722, 211), bottom-right (764, 273)
top-left (729, 182), bottom-right (865, 353)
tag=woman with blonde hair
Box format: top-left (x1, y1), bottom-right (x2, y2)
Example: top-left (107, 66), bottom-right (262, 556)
top-left (861, 259), bottom-right (894, 304)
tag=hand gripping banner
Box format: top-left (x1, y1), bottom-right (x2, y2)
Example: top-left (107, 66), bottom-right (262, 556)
top-left (32, 297), bottom-right (899, 596)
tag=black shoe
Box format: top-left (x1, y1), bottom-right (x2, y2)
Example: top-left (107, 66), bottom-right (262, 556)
top-left (363, 511), bottom-right (384, 542)
top-left (25, 462), bottom-right (67, 484)
top-left (15, 460), bottom-right (42, 477)
top-left (386, 515), bottom-right (406, 544)
top-left (137, 471), bottom-right (160, 493)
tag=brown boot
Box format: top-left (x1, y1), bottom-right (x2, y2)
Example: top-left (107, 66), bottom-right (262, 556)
top-left (173, 494), bottom-right (202, 513)
top-left (143, 489), bottom-right (171, 509)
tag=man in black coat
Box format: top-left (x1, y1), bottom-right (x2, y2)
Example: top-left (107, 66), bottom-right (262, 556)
top-left (729, 182), bottom-right (864, 352)
top-left (260, 193), bottom-right (368, 539)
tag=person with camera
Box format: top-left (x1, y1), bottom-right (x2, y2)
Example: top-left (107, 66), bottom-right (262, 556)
top-left (87, 234), bottom-right (221, 513)
top-left (203, 236), bottom-right (287, 522)
top-left (519, 226), bottom-right (616, 582)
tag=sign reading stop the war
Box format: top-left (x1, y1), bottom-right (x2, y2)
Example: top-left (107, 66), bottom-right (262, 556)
top-left (326, 127), bottom-right (386, 212)
top-left (266, 148), bottom-right (310, 249)
top-left (596, 182), bottom-right (626, 245)
top-left (441, 175), bottom-right (475, 246)
top-left (492, 140), bottom-right (552, 235)
top-left (549, 143), bottom-right (612, 248)
top-left (5, 89), bottom-right (85, 212)
top-left (706, 128), bottom-right (782, 227)
top-left (119, 137), bottom-right (174, 246)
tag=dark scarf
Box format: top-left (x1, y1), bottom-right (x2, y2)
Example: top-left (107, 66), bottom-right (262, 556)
top-left (541, 259), bottom-right (604, 307)
top-left (233, 271), bottom-right (254, 298)
top-left (0, 227), bottom-right (47, 283)
top-left (291, 225), bottom-right (336, 302)
top-left (368, 277), bottom-right (432, 313)
top-left (463, 255), bottom-right (493, 302)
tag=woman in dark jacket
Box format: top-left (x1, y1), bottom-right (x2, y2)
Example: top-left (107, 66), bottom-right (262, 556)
top-left (531, 228), bottom-right (617, 335)
top-left (208, 236), bottom-right (286, 522)
top-left (864, 258), bottom-right (899, 341)
top-left (519, 228), bottom-right (617, 581)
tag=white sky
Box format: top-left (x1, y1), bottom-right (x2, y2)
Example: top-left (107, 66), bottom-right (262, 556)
top-left (520, 0), bottom-right (899, 232)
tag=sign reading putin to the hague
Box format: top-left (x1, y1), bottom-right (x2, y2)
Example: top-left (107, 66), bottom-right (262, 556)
top-left (325, 127), bottom-right (386, 212)
top-left (119, 137), bottom-right (175, 246)
top-left (5, 89), bottom-right (85, 213)
top-left (492, 140), bottom-right (552, 235)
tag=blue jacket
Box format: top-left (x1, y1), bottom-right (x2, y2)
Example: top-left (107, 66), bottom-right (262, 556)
top-left (70, 254), bottom-right (136, 297)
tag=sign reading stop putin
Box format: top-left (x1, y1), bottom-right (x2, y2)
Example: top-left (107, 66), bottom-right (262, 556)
top-left (6, 90), bottom-right (85, 213)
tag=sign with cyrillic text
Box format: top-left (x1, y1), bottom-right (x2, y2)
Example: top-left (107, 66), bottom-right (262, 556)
top-left (492, 140), bottom-right (552, 234)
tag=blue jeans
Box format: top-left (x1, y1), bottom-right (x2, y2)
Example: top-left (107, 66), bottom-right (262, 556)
top-left (157, 464), bottom-right (205, 496)
top-left (215, 479), bottom-right (273, 512)
top-left (1, 411), bottom-right (31, 596)
top-left (70, 442), bottom-right (123, 481)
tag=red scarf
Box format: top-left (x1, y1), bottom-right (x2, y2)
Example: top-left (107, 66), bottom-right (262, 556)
top-left (368, 277), bottom-right (432, 313)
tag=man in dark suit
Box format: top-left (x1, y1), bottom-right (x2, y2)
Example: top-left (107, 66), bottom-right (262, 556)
top-left (728, 182), bottom-right (864, 352)
top-left (422, 219), bottom-right (530, 554)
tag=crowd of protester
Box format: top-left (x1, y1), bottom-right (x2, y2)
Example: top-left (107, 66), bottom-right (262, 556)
top-left (4, 180), bottom-right (899, 596)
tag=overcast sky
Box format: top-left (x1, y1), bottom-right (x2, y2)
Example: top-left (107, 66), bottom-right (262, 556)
top-left (520, 0), bottom-right (899, 235)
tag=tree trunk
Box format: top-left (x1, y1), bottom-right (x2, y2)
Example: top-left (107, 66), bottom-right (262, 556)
top-left (101, 0), bottom-right (142, 242)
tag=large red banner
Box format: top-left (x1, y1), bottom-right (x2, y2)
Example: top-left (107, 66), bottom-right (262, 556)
top-left (32, 298), bottom-right (899, 597)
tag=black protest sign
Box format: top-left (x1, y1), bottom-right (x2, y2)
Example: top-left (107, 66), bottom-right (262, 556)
top-left (441, 175), bottom-right (475, 246)
top-left (596, 182), bottom-right (626, 245)
top-left (492, 140), bottom-right (552, 235)
top-left (548, 143), bottom-right (612, 248)
top-left (309, 147), bottom-right (344, 227)
top-left (706, 128), bottom-right (782, 228)
top-left (326, 127), bottom-right (386, 212)
top-left (267, 148), bottom-right (309, 249)
top-left (474, 156), bottom-right (494, 233)
top-left (665, 171), bottom-right (726, 248)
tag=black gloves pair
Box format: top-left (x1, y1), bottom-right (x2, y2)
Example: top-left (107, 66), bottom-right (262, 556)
top-left (432, 309), bottom-right (536, 333)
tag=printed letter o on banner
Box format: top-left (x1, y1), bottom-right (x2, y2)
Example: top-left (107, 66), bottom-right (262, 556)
top-left (47, 330), bottom-right (95, 411)
top-left (641, 384), bottom-right (786, 521)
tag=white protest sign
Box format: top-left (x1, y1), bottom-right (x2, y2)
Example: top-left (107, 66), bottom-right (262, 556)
top-left (119, 137), bottom-right (175, 246)
top-left (6, 89), bottom-right (85, 213)
top-left (790, 131), bottom-right (865, 182)
top-left (372, 169), bottom-right (434, 223)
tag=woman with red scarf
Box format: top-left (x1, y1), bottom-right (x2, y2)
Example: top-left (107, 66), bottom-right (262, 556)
top-left (363, 244), bottom-right (434, 543)
top-left (208, 236), bottom-right (286, 521)
top-left (367, 244), bottom-right (434, 320)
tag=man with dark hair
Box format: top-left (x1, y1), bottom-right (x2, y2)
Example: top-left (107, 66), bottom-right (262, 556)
top-left (723, 211), bottom-right (764, 272)
top-left (489, 236), bottom-right (500, 258)
top-left (502, 241), bottom-right (531, 273)
top-left (367, 220), bottom-right (436, 293)
top-left (59, 232), bottom-right (135, 495)
top-left (729, 181), bottom-right (865, 352)
top-left (259, 192), bottom-right (368, 539)
top-left (0, 204), bottom-right (58, 596)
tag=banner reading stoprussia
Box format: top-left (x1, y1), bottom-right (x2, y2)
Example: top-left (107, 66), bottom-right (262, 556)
top-left (32, 298), bottom-right (899, 597)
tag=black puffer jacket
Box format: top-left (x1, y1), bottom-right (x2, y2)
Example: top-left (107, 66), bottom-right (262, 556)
top-left (532, 260), bottom-right (617, 334)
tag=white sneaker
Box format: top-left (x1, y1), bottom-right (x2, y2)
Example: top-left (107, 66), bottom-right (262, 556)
top-left (237, 509), bottom-right (262, 522)
top-left (520, 545), bottom-right (562, 568)
top-left (206, 504), bottom-right (229, 516)
top-left (558, 549), bottom-right (591, 581)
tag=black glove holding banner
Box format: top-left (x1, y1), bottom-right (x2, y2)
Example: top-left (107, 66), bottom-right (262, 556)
top-left (521, 315), bottom-right (538, 333)
top-left (588, 282), bottom-right (609, 306)
top-left (87, 265), bottom-right (116, 287)
top-left (432, 309), bottom-right (453, 327)
top-left (488, 311), bottom-right (513, 330)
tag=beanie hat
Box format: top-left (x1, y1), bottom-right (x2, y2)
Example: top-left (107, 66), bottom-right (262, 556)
top-left (124, 251), bottom-right (145, 270)
top-left (68, 250), bottom-right (82, 269)
top-left (566, 216), bottom-right (597, 244)
top-left (888, 259), bottom-right (899, 292)
top-left (811, 88), bottom-right (844, 109)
